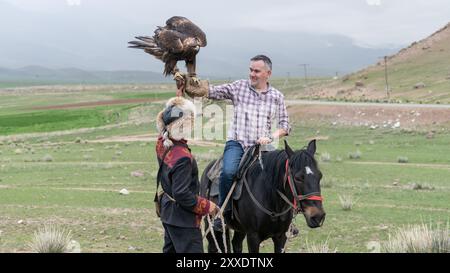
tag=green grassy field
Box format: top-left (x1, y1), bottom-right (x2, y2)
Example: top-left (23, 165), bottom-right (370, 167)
top-left (0, 84), bottom-right (449, 253)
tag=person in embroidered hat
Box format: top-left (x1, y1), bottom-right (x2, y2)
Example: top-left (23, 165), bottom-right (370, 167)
top-left (155, 93), bottom-right (219, 253)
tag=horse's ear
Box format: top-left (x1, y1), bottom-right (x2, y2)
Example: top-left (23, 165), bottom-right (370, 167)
top-left (307, 139), bottom-right (317, 155)
top-left (284, 139), bottom-right (294, 158)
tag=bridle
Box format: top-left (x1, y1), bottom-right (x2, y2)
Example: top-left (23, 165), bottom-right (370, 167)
top-left (281, 155), bottom-right (323, 214)
top-left (243, 150), bottom-right (323, 218)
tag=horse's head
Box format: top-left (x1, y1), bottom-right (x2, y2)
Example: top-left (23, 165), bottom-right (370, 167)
top-left (285, 139), bottom-right (326, 228)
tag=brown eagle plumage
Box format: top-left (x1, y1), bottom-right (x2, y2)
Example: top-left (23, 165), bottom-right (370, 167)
top-left (128, 16), bottom-right (207, 79)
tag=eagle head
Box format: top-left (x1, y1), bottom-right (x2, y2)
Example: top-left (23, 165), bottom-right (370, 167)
top-left (184, 37), bottom-right (202, 52)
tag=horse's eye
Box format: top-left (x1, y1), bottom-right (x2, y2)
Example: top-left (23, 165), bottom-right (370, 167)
top-left (294, 173), bottom-right (304, 182)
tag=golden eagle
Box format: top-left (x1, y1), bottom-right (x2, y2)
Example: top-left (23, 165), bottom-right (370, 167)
top-left (128, 16), bottom-right (207, 83)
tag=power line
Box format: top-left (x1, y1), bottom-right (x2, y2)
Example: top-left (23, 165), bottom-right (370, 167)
top-left (299, 64), bottom-right (309, 88)
top-left (283, 72), bottom-right (290, 88)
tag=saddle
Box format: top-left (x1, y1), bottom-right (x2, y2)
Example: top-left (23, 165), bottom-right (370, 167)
top-left (206, 144), bottom-right (276, 200)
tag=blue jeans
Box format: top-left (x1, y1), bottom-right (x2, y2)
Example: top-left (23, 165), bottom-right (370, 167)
top-left (219, 140), bottom-right (244, 210)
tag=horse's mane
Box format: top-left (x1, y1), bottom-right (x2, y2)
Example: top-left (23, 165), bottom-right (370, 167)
top-left (290, 149), bottom-right (317, 173)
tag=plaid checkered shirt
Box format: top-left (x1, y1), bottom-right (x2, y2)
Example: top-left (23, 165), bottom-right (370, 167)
top-left (208, 79), bottom-right (291, 148)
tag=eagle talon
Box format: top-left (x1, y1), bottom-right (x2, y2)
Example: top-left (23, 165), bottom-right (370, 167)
top-left (173, 72), bottom-right (185, 83)
top-left (189, 76), bottom-right (200, 87)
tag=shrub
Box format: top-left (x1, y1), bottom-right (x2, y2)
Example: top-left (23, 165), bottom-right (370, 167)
top-left (320, 152), bottom-right (331, 162)
top-left (348, 150), bottom-right (362, 160)
top-left (354, 141), bottom-right (362, 146)
top-left (382, 223), bottom-right (449, 253)
top-left (409, 183), bottom-right (434, 191)
top-left (303, 239), bottom-right (337, 253)
top-left (338, 194), bottom-right (357, 211)
top-left (29, 225), bottom-right (73, 253)
top-left (397, 156), bottom-right (409, 163)
top-left (42, 154), bottom-right (53, 162)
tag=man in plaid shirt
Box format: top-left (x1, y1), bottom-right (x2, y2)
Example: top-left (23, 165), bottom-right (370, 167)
top-left (206, 55), bottom-right (291, 231)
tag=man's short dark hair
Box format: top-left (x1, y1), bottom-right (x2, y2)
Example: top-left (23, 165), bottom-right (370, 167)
top-left (251, 55), bottom-right (272, 71)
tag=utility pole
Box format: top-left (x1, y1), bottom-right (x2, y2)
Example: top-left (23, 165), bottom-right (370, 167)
top-left (299, 64), bottom-right (309, 89)
top-left (382, 56), bottom-right (390, 99)
top-left (283, 72), bottom-right (290, 88)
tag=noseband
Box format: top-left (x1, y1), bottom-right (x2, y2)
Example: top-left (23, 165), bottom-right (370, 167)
top-left (283, 155), bottom-right (323, 213)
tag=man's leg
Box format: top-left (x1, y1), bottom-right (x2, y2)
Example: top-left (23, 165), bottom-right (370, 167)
top-left (218, 140), bottom-right (244, 209)
top-left (162, 223), bottom-right (176, 253)
top-left (164, 223), bottom-right (204, 253)
top-left (214, 140), bottom-right (243, 231)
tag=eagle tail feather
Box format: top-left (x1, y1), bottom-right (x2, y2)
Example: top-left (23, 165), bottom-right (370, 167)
top-left (128, 37), bottom-right (164, 58)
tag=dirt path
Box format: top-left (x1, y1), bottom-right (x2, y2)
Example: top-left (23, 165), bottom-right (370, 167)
top-left (286, 100), bottom-right (450, 109)
top-left (89, 134), bottom-right (223, 147)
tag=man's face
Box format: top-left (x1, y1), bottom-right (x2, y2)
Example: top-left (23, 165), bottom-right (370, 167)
top-left (249, 60), bottom-right (271, 88)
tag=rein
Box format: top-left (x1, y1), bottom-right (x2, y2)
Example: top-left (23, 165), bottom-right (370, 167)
top-left (243, 150), bottom-right (323, 218)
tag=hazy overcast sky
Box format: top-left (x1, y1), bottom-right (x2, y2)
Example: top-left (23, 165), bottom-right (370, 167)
top-left (3, 0), bottom-right (450, 48)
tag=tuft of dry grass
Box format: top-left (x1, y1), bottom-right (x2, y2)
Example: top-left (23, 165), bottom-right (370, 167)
top-left (348, 150), bottom-right (362, 160)
top-left (29, 225), bottom-right (73, 253)
top-left (338, 194), bottom-right (358, 211)
top-left (320, 152), bottom-right (331, 162)
top-left (409, 183), bottom-right (435, 191)
top-left (41, 154), bottom-right (53, 162)
top-left (397, 156), bottom-right (409, 163)
top-left (382, 223), bottom-right (449, 253)
top-left (303, 239), bottom-right (337, 253)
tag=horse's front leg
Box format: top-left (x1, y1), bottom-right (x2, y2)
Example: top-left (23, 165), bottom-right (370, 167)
top-left (232, 231), bottom-right (246, 253)
top-left (246, 232), bottom-right (261, 253)
top-left (272, 232), bottom-right (288, 253)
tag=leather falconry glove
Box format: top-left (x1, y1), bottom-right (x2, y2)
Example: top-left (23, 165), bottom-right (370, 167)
top-left (183, 74), bottom-right (209, 98)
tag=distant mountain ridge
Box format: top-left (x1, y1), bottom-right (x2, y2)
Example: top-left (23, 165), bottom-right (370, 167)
top-left (0, 0), bottom-right (399, 78)
top-left (0, 66), bottom-right (170, 84)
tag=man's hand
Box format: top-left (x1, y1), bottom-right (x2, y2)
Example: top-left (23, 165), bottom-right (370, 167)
top-left (257, 136), bottom-right (273, 145)
top-left (208, 202), bottom-right (220, 217)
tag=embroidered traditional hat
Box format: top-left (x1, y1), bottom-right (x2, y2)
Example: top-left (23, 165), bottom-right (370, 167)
top-left (156, 97), bottom-right (196, 147)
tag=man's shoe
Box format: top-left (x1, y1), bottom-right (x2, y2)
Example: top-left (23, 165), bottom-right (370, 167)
top-left (212, 217), bottom-right (223, 232)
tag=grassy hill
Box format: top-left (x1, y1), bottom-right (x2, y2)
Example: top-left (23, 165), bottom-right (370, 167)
top-left (312, 23), bottom-right (450, 104)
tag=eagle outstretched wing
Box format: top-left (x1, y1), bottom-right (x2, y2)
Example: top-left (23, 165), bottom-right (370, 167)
top-left (128, 16), bottom-right (207, 77)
